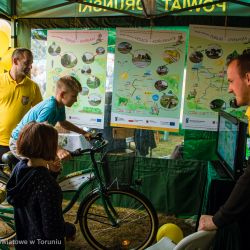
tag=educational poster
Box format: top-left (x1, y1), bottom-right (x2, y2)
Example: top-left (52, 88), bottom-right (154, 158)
top-left (31, 29), bottom-right (47, 97)
top-left (47, 30), bottom-right (108, 129)
top-left (183, 25), bottom-right (250, 131)
top-left (111, 28), bottom-right (186, 131)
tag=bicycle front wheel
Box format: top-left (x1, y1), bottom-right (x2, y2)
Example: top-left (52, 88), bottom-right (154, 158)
top-left (79, 188), bottom-right (158, 250)
top-left (0, 176), bottom-right (10, 208)
top-left (0, 176), bottom-right (16, 243)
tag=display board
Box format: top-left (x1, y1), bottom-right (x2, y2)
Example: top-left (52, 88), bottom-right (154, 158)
top-left (46, 30), bottom-right (108, 128)
top-left (111, 28), bottom-right (186, 131)
top-left (183, 25), bottom-right (249, 131)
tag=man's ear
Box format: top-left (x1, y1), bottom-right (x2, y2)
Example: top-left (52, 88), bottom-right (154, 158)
top-left (246, 72), bottom-right (250, 86)
top-left (12, 58), bottom-right (18, 66)
top-left (59, 91), bottom-right (66, 98)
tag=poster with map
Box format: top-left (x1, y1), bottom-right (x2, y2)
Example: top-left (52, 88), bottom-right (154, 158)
top-left (183, 25), bottom-right (250, 131)
top-left (47, 30), bottom-right (108, 129)
top-left (111, 28), bottom-right (186, 131)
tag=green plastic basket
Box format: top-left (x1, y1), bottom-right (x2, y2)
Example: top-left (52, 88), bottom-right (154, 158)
top-left (102, 149), bottom-right (135, 188)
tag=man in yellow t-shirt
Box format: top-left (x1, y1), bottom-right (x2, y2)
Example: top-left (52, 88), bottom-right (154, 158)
top-left (0, 48), bottom-right (42, 163)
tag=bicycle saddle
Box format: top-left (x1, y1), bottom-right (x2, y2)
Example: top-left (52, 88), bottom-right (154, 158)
top-left (1, 151), bottom-right (19, 166)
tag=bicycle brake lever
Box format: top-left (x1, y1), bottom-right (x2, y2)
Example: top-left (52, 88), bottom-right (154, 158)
top-left (70, 148), bottom-right (83, 157)
top-left (90, 132), bottom-right (103, 141)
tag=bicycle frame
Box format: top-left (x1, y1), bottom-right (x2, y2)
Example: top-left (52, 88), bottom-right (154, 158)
top-left (59, 149), bottom-right (119, 226)
top-left (0, 136), bottom-right (117, 230)
top-left (59, 168), bottom-right (96, 214)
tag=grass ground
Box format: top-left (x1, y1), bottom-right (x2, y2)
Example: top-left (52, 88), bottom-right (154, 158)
top-left (64, 203), bottom-right (195, 250)
top-left (129, 133), bottom-right (184, 158)
top-left (151, 133), bottom-right (184, 158)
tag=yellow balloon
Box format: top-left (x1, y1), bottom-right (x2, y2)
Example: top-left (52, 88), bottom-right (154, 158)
top-left (0, 31), bottom-right (9, 57)
top-left (0, 19), bottom-right (11, 47)
top-left (156, 223), bottom-right (184, 244)
top-left (1, 48), bottom-right (15, 71)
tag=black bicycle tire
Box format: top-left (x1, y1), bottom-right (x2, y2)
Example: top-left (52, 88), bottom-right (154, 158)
top-left (0, 175), bottom-right (9, 207)
top-left (0, 176), bottom-right (16, 243)
top-left (78, 188), bottom-right (158, 250)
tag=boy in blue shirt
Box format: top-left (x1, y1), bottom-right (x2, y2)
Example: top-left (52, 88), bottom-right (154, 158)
top-left (10, 75), bottom-right (91, 170)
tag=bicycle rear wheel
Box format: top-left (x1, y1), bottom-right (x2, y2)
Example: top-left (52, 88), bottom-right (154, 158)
top-left (79, 188), bottom-right (158, 250)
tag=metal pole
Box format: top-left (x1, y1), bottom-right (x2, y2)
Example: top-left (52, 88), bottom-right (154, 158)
top-left (11, 0), bottom-right (17, 47)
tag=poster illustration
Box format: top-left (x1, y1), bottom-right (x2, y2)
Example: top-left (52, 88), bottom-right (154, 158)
top-left (31, 29), bottom-right (47, 97)
top-left (47, 30), bottom-right (108, 129)
top-left (183, 25), bottom-right (250, 131)
top-left (111, 28), bottom-right (186, 131)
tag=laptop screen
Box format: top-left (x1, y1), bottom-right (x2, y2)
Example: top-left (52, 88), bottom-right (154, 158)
top-left (217, 115), bottom-right (238, 172)
top-left (216, 111), bottom-right (247, 180)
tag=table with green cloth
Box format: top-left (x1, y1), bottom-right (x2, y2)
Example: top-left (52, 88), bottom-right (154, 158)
top-left (200, 162), bottom-right (235, 215)
top-left (199, 162), bottom-right (241, 250)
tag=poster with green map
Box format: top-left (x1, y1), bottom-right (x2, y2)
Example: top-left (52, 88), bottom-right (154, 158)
top-left (183, 25), bottom-right (250, 131)
top-left (111, 28), bottom-right (186, 131)
top-left (47, 30), bottom-right (108, 129)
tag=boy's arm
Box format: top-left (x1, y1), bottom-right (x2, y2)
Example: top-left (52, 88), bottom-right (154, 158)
top-left (58, 120), bottom-right (91, 140)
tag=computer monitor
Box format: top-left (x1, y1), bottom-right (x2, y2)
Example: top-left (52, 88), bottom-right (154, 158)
top-left (216, 111), bottom-right (248, 180)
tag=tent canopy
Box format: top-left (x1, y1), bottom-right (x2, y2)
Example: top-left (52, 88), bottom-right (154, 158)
top-left (0, 0), bottom-right (250, 20)
top-left (0, 1), bottom-right (249, 53)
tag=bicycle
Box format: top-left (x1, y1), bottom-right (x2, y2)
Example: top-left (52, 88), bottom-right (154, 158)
top-left (0, 166), bottom-right (15, 248)
top-left (0, 133), bottom-right (158, 249)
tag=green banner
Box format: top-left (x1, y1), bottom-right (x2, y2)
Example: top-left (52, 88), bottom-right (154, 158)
top-left (77, 0), bottom-right (249, 17)
top-left (1, 0), bottom-right (249, 19)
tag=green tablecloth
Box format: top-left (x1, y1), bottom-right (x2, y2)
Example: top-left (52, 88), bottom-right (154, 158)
top-left (201, 162), bottom-right (234, 215)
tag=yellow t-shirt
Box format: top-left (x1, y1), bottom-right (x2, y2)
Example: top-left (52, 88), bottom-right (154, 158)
top-left (245, 107), bottom-right (250, 135)
top-left (0, 72), bottom-right (43, 146)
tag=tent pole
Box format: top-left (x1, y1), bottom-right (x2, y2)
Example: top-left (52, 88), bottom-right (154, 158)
top-left (10, 0), bottom-right (17, 47)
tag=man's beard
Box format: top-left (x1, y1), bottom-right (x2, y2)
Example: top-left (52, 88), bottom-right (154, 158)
top-left (230, 98), bottom-right (240, 108)
top-left (24, 69), bottom-right (31, 77)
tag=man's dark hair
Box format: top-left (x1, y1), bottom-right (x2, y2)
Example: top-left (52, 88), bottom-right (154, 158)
top-left (17, 122), bottom-right (58, 161)
top-left (12, 48), bottom-right (33, 60)
top-left (227, 53), bottom-right (250, 79)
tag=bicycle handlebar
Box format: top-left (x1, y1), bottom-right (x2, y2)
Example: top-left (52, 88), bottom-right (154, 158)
top-left (69, 133), bottom-right (108, 157)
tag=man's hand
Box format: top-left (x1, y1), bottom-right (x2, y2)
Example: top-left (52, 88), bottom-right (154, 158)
top-left (47, 158), bottom-right (62, 173)
top-left (83, 132), bottom-right (92, 141)
top-left (57, 147), bottom-right (71, 160)
top-left (198, 215), bottom-right (218, 231)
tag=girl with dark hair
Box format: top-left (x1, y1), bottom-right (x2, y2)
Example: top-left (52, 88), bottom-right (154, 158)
top-left (6, 122), bottom-right (75, 249)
